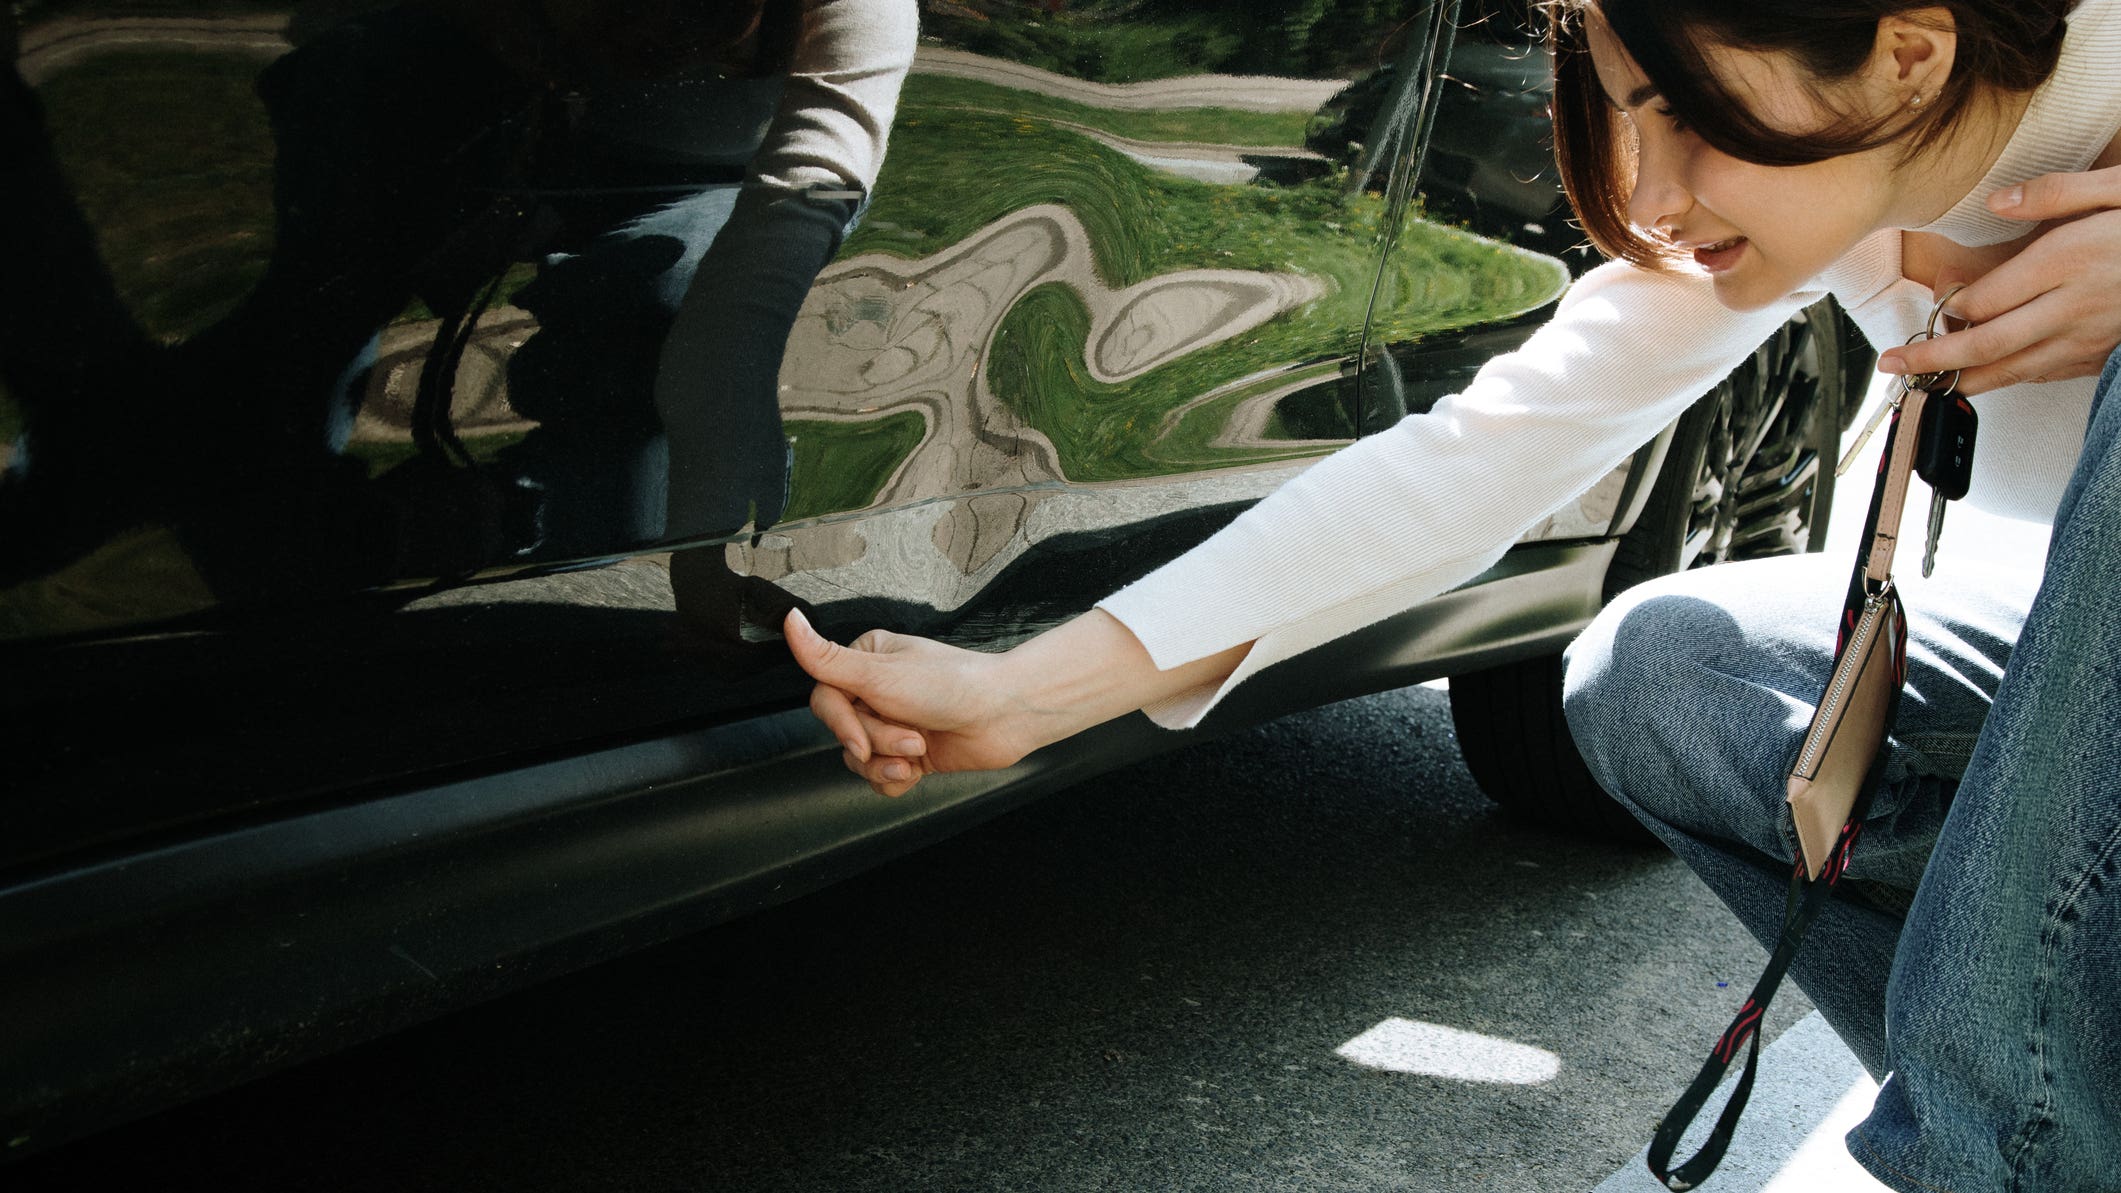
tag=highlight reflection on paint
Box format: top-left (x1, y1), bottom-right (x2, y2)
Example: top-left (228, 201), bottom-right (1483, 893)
top-left (1334, 1018), bottom-right (1561, 1085)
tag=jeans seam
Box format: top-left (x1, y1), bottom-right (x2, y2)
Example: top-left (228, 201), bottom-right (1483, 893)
top-left (2005, 813), bottom-right (2121, 1189)
top-left (1847, 1125), bottom-right (1960, 1193)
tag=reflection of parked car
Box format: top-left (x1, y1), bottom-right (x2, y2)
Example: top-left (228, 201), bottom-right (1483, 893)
top-left (1, 0), bottom-right (1864, 1156)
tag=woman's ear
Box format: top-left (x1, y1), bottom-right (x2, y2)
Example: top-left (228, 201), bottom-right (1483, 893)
top-left (1872, 7), bottom-right (1958, 108)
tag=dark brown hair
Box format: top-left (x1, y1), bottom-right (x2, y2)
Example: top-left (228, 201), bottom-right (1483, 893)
top-left (1548, 0), bottom-right (2073, 267)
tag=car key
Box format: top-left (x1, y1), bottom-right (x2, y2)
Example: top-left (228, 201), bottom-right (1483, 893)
top-left (1914, 387), bottom-right (1978, 577)
top-left (1838, 366), bottom-right (1958, 478)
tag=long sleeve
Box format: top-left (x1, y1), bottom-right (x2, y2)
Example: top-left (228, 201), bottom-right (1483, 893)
top-left (747, 0), bottom-right (918, 195)
top-left (1098, 260), bottom-right (1809, 728)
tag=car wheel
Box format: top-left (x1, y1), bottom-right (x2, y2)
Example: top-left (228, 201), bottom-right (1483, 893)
top-left (1448, 299), bottom-right (1856, 838)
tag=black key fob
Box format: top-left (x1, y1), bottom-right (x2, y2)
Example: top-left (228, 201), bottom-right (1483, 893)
top-left (1915, 389), bottom-right (1978, 501)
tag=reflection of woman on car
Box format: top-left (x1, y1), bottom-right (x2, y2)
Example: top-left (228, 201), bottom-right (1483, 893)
top-left (787, 1), bottom-right (2121, 1187)
top-left (457, 0), bottom-right (916, 558)
top-left (1, 0), bottom-right (912, 614)
top-left (183, 0), bottom-right (913, 569)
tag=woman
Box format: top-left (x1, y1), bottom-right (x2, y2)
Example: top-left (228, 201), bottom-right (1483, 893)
top-left (788, 3), bottom-right (2121, 1187)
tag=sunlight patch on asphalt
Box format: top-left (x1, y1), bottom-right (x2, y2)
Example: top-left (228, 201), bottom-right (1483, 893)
top-left (1334, 1018), bottom-right (1560, 1084)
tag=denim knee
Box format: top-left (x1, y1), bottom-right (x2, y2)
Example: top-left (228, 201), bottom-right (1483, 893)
top-left (1561, 586), bottom-right (1676, 807)
top-left (1562, 559), bottom-right (1837, 860)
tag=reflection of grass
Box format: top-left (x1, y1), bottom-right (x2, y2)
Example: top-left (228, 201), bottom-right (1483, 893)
top-left (851, 106), bottom-right (1560, 307)
top-left (784, 411), bottom-right (927, 521)
top-left (990, 286), bottom-right (1336, 480)
top-left (853, 108), bottom-right (1566, 480)
top-left (38, 51), bottom-right (275, 342)
top-left (899, 74), bottom-right (1311, 148)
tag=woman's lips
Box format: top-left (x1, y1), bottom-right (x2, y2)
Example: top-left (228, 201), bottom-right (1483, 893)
top-left (1692, 237), bottom-right (1748, 273)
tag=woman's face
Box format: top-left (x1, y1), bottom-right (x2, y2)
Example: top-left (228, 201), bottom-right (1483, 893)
top-left (1585, 14), bottom-right (1910, 310)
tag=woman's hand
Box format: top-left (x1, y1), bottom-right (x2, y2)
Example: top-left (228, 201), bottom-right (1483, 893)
top-left (786, 607), bottom-right (1253, 798)
top-left (1880, 165), bottom-right (2121, 393)
top-left (784, 609), bottom-right (1035, 797)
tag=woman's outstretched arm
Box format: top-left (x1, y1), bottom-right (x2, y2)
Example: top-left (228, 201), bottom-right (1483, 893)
top-left (785, 608), bottom-right (1251, 797)
top-left (783, 259), bottom-right (1808, 795)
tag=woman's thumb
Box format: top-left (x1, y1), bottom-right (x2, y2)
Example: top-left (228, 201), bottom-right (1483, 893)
top-left (785, 608), bottom-right (872, 691)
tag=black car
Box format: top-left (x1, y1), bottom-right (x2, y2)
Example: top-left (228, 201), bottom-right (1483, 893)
top-left (0, 0), bottom-right (1863, 1157)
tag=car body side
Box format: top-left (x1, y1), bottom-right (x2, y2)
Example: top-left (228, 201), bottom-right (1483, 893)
top-left (0, 0), bottom-right (1829, 1157)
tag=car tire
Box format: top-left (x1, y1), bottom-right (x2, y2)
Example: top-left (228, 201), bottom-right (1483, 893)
top-left (1448, 300), bottom-right (1857, 839)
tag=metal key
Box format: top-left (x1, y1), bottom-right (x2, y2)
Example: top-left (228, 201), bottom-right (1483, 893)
top-left (1835, 381), bottom-right (1905, 477)
top-left (1844, 292), bottom-right (1967, 479)
top-left (1913, 388), bottom-right (1978, 577)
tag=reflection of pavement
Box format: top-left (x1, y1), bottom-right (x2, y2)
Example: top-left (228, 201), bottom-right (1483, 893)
top-left (1188, 364), bottom-right (1348, 450)
top-left (750, 204), bottom-right (1329, 604)
top-left (780, 202), bottom-right (1324, 507)
top-left (913, 47), bottom-right (1346, 114)
top-left (15, 15), bottom-right (291, 85)
top-left (349, 309), bottom-right (540, 444)
top-left (742, 464), bottom-right (1304, 622)
top-left (1061, 122), bottom-right (1327, 185)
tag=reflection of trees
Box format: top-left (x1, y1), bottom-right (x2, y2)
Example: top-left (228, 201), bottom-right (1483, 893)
top-left (923, 0), bottom-right (1467, 82)
top-left (923, 0), bottom-right (1550, 84)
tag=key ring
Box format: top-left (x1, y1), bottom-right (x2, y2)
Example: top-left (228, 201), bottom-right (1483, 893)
top-left (1836, 285), bottom-right (1968, 476)
top-left (1904, 283), bottom-right (1967, 395)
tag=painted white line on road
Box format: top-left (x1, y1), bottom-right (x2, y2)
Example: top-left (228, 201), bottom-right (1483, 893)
top-left (1334, 1018), bottom-right (1560, 1085)
top-left (1593, 1012), bottom-right (1889, 1192)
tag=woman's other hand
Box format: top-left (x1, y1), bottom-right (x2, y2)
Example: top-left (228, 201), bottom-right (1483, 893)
top-left (1881, 164), bottom-right (2121, 393)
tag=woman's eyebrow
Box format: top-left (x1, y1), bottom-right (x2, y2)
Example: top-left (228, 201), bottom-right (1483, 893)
top-left (1602, 82), bottom-right (1661, 112)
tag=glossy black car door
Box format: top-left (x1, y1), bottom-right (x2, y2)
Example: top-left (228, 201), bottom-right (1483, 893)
top-left (2, 1), bottom-right (1574, 869)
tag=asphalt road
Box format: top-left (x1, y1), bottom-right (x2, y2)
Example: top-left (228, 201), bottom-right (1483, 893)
top-left (8, 682), bottom-right (1813, 1193)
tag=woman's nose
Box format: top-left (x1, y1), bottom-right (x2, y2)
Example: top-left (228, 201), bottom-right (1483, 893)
top-left (1626, 138), bottom-right (1691, 238)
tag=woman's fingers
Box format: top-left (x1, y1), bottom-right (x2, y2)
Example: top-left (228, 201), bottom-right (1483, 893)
top-left (1987, 164), bottom-right (2121, 223)
top-left (840, 745), bottom-right (924, 797)
top-left (790, 608), bottom-right (938, 794)
top-left (853, 700), bottom-right (926, 760)
top-left (1880, 208), bottom-right (2121, 390)
top-left (1881, 168), bottom-right (2121, 387)
top-left (810, 682), bottom-right (872, 762)
top-left (1960, 349), bottom-right (2103, 394)
top-left (1879, 258), bottom-right (2058, 378)
top-left (812, 691), bottom-right (930, 797)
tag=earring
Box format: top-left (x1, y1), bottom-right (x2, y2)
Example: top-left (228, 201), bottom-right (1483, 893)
top-left (1909, 93), bottom-right (1926, 108)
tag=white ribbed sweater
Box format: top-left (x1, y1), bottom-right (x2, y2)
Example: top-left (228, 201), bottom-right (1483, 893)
top-left (1099, 0), bottom-right (2121, 729)
top-left (581, 0), bottom-right (917, 194)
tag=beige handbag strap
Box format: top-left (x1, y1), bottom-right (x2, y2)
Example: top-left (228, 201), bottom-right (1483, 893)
top-left (1861, 284), bottom-right (1968, 586)
top-left (1864, 384), bottom-right (1928, 586)
top-left (1650, 296), bottom-right (1964, 1191)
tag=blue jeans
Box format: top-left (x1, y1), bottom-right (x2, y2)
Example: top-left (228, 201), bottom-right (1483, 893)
top-left (1563, 350), bottom-right (2121, 1192)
